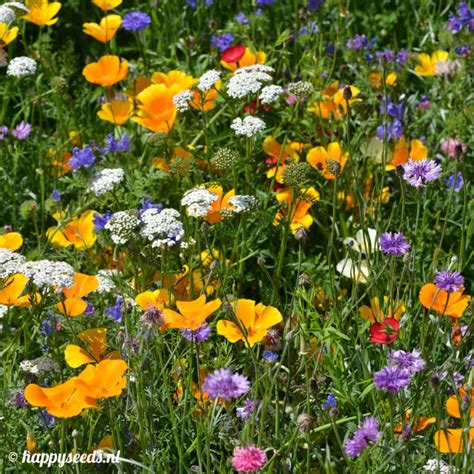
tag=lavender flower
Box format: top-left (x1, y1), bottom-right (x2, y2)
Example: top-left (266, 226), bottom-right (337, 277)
top-left (11, 121), bottom-right (32, 140)
top-left (445, 172), bottom-right (464, 192)
top-left (379, 232), bottom-right (410, 256)
top-left (93, 210), bottom-right (113, 231)
top-left (344, 417), bottom-right (381, 458)
top-left (418, 95), bottom-right (430, 110)
top-left (346, 34), bottom-right (369, 51)
top-left (235, 12), bottom-right (248, 25)
top-left (106, 297), bottom-right (124, 323)
top-left (396, 49), bottom-right (408, 66)
top-left (51, 189), bottom-right (61, 202)
top-left (374, 365), bottom-right (411, 394)
top-left (262, 350), bottom-right (279, 362)
top-left (435, 270), bottom-right (464, 293)
top-left (203, 369), bottom-right (250, 400)
top-left (0, 125), bottom-right (8, 140)
top-left (122, 11), bottom-right (151, 32)
top-left (402, 159), bottom-right (441, 188)
top-left (69, 145), bottom-right (95, 171)
top-left (181, 323), bottom-right (211, 342)
top-left (107, 133), bottom-right (131, 153)
top-left (388, 349), bottom-right (425, 375)
top-left (210, 33), bottom-right (234, 52)
top-left (236, 399), bottom-right (259, 421)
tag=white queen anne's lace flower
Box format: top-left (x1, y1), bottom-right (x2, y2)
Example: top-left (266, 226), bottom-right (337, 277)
top-left (197, 69), bottom-right (221, 91)
top-left (23, 260), bottom-right (75, 291)
top-left (7, 56), bottom-right (37, 78)
top-left (140, 208), bottom-right (185, 248)
top-left (88, 168), bottom-right (124, 196)
top-left (227, 195), bottom-right (258, 213)
top-left (423, 459), bottom-right (453, 473)
top-left (231, 116), bottom-right (266, 137)
top-left (20, 356), bottom-right (60, 375)
top-left (181, 186), bottom-right (218, 217)
top-left (0, 5), bottom-right (16, 23)
top-left (259, 85), bottom-right (284, 104)
top-left (105, 210), bottom-right (140, 245)
top-left (95, 269), bottom-right (119, 294)
top-left (0, 248), bottom-right (26, 279)
top-left (173, 89), bottom-right (194, 112)
top-left (227, 65), bottom-right (274, 99)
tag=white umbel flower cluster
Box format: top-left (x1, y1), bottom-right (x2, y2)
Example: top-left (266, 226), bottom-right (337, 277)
top-left (231, 116), bottom-right (266, 137)
top-left (0, 5), bottom-right (16, 23)
top-left (104, 210), bottom-right (140, 245)
top-left (228, 195), bottom-right (258, 213)
top-left (88, 168), bottom-right (124, 196)
top-left (259, 85), bottom-right (284, 104)
top-left (172, 89), bottom-right (194, 112)
top-left (6, 56), bottom-right (37, 78)
top-left (95, 269), bottom-right (119, 294)
top-left (423, 459), bottom-right (454, 473)
top-left (23, 260), bottom-right (75, 291)
top-left (4, 2), bottom-right (30, 13)
top-left (140, 208), bottom-right (185, 248)
top-left (0, 248), bottom-right (26, 278)
top-left (181, 186), bottom-right (218, 217)
top-left (20, 356), bottom-right (60, 375)
top-left (197, 69), bottom-right (221, 91)
top-left (227, 65), bottom-right (274, 99)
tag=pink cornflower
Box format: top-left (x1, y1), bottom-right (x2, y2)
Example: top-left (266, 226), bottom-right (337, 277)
top-left (440, 138), bottom-right (467, 158)
top-left (231, 445), bottom-right (267, 472)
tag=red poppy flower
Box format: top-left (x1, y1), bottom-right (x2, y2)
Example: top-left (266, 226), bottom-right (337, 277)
top-left (221, 45), bottom-right (245, 63)
top-left (243, 99), bottom-right (271, 115)
top-left (369, 318), bottom-right (399, 344)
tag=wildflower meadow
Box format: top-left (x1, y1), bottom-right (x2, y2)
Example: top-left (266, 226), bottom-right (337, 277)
top-left (0, 0), bottom-right (473, 472)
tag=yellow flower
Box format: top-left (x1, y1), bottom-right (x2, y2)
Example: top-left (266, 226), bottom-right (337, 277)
top-left (415, 51), bottom-right (449, 76)
top-left (46, 210), bottom-right (97, 250)
top-left (0, 274), bottom-right (41, 307)
top-left (204, 185), bottom-right (236, 224)
top-left (368, 71), bottom-right (397, 88)
top-left (135, 289), bottom-right (174, 310)
top-left (151, 70), bottom-right (196, 91)
top-left (97, 98), bottom-right (134, 125)
top-left (0, 23), bottom-right (19, 48)
top-left (83, 15), bottom-right (122, 43)
top-left (217, 299), bottom-right (282, 348)
top-left (91, 0), bottom-right (122, 11)
top-left (82, 55), bottom-right (128, 87)
top-left (306, 142), bottom-right (348, 179)
top-left (0, 232), bottom-right (23, 251)
top-left (23, 0), bottom-right (62, 27)
top-left (190, 81), bottom-right (221, 112)
top-left (162, 294), bottom-right (221, 330)
top-left (359, 297), bottom-right (405, 323)
top-left (308, 82), bottom-right (361, 120)
top-left (221, 47), bottom-right (266, 71)
top-left (263, 136), bottom-right (300, 184)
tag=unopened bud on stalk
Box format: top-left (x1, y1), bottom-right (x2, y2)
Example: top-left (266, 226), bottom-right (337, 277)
top-left (296, 413), bottom-right (313, 433)
top-left (343, 85), bottom-right (352, 101)
top-left (297, 273), bottom-right (312, 288)
top-left (257, 256), bottom-right (266, 267)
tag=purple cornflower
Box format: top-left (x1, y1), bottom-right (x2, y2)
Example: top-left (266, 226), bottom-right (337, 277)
top-left (435, 270), bottom-right (464, 293)
top-left (51, 189), bottom-right (61, 202)
top-left (322, 394), bottom-right (337, 409)
top-left (418, 95), bottom-right (430, 110)
top-left (236, 399), bottom-right (259, 421)
top-left (203, 368), bottom-right (250, 400)
top-left (235, 12), bottom-right (249, 25)
top-left (346, 34), bottom-right (369, 51)
top-left (376, 49), bottom-right (394, 63)
top-left (181, 323), bottom-right (211, 342)
top-left (122, 11), bottom-right (151, 31)
top-left (388, 349), bottom-right (425, 375)
top-left (106, 297), bottom-right (124, 323)
top-left (445, 172), bottom-right (464, 192)
top-left (11, 121), bottom-right (32, 140)
top-left (262, 350), bottom-right (279, 362)
top-left (402, 159), bottom-right (441, 188)
top-left (107, 133), bottom-right (131, 153)
top-left (139, 199), bottom-right (163, 219)
top-left (344, 417), bottom-right (381, 458)
top-left (0, 125), bottom-right (8, 140)
top-left (374, 365), bottom-right (411, 394)
top-left (379, 232), bottom-right (410, 256)
top-left (455, 45), bottom-right (471, 57)
top-left (307, 0), bottom-right (324, 11)
top-left (69, 145), bottom-right (95, 171)
top-left (446, 14), bottom-right (464, 33)
top-left (93, 210), bottom-right (113, 231)
top-left (396, 49), bottom-right (408, 66)
top-left (210, 33), bottom-right (234, 52)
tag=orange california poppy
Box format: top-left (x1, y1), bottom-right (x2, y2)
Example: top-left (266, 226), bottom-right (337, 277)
top-left (359, 297), bottom-right (405, 323)
top-left (0, 232), bottom-right (23, 251)
top-left (274, 187), bottom-right (320, 234)
top-left (217, 299), bottom-right (282, 348)
top-left (135, 289), bottom-right (174, 310)
top-left (446, 388), bottom-right (474, 419)
top-left (97, 98), bottom-right (134, 125)
top-left (162, 294), bottom-right (221, 331)
top-left (387, 136), bottom-right (428, 170)
top-left (75, 359), bottom-right (128, 399)
top-left (23, 0), bottom-right (62, 27)
top-left (415, 51), bottom-right (449, 76)
top-left (190, 82), bottom-right (221, 112)
top-left (46, 210), bottom-right (97, 250)
top-left (221, 47), bottom-right (266, 71)
top-left (368, 71), bottom-right (397, 89)
top-left (151, 70), bottom-right (196, 91)
top-left (419, 283), bottom-right (471, 318)
top-left (204, 185), bottom-right (236, 224)
top-left (308, 82), bottom-right (361, 120)
top-left (0, 23), bottom-right (19, 47)
top-left (127, 76), bottom-right (153, 98)
top-left (133, 83), bottom-right (181, 133)
top-left (307, 142), bottom-right (348, 179)
top-left (65, 328), bottom-right (121, 368)
top-left (0, 274), bottom-right (41, 307)
top-left (434, 428), bottom-right (474, 453)
top-left (82, 55), bottom-right (128, 87)
top-left (91, 0), bottom-right (122, 11)
top-left (152, 146), bottom-right (194, 172)
top-left (83, 15), bottom-right (122, 43)
top-left (57, 272), bottom-right (99, 317)
top-left (24, 378), bottom-right (97, 418)
top-left (263, 136), bottom-right (300, 183)
top-left (394, 410), bottom-right (436, 434)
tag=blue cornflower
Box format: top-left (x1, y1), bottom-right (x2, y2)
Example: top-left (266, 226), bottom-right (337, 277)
top-left (262, 350), bottom-right (279, 362)
top-left (235, 12), bottom-right (248, 25)
top-left (69, 145), bottom-right (95, 171)
top-left (322, 394), bottom-right (337, 409)
top-left (445, 172), bottom-right (464, 192)
top-left (93, 210), bottom-right (113, 231)
top-left (51, 189), bottom-right (61, 202)
top-left (122, 11), bottom-right (151, 32)
top-left (106, 297), bottom-right (124, 323)
top-left (210, 33), bottom-right (234, 52)
top-left (107, 133), bottom-right (131, 153)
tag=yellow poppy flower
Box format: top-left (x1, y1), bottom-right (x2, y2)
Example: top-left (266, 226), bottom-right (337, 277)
top-left (0, 274), bottom-right (41, 307)
top-left (91, 0), bottom-right (122, 11)
top-left (217, 299), bottom-right (282, 348)
top-left (23, 0), bottom-right (62, 27)
top-left (0, 232), bottom-right (23, 251)
top-left (306, 142), bottom-right (348, 179)
top-left (151, 70), bottom-right (196, 91)
top-left (0, 23), bottom-right (19, 48)
top-left (190, 81), bottom-right (221, 112)
top-left (263, 136), bottom-right (300, 183)
top-left (46, 210), bottom-right (97, 250)
top-left (204, 185), bottom-right (236, 224)
top-left (386, 136), bottom-right (428, 170)
top-left (415, 51), bottom-right (449, 76)
top-left (135, 289), bottom-right (174, 310)
top-left (82, 55), bottom-right (128, 87)
top-left (57, 272), bottom-right (99, 317)
top-left (97, 98), bottom-right (134, 125)
top-left (419, 283), bottom-right (471, 318)
top-left (434, 428), bottom-right (474, 454)
top-left (162, 294), bottom-right (221, 330)
top-left (83, 15), bottom-right (122, 43)
top-left (308, 82), bottom-right (361, 120)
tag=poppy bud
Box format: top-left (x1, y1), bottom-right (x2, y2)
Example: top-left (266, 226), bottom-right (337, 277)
top-left (296, 413), bottom-right (313, 433)
top-left (329, 407), bottom-right (339, 418)
top-left (343, 85), bottom-right (352, 100)
top-left (257, 256), bottom-right (266, 267)
top-left (297, 273), bottom-right (312, 288)
top-left (209, 260), bottom-right (219, 271)
top-left (295, 227), bottom-right (308, 243)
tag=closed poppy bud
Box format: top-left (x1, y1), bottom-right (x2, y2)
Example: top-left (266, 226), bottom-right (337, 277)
top-left (221, 45), bottom-right (245, 63)
top-left (343, 85), bottom-right (353, 100)
top-left (297, 273), bottom-right (312, 288)
top-left (296, 413), bottom-right (313, 433)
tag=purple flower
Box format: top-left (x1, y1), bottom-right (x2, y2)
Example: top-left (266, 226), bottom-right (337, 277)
top-left (307, 0), bottom-right (324, 11)
top-left (203, 368), bottom-right (250, 400)
top-left (396, 49), bottom-right (408, 66)
top-left (376, 49), bottom-right (394, 63)
top-left (39, 410), bottom-right (55, 427)
top-left (322, 394), bottom-right (337, 409)
top-left (435, 270), bottom-right (464, 293)
top-left (402, 159), bottom-right (441, 188)
top-left (69, 145), bottom-right (95, 171)
top-left (446, 15), bottom-right (464, 33)
top-left (377, 121), bottom-right (402, 141)
top-left (418, 95), bottom-right (430, 110)
top-left (11, 121), bottom-right (32, 140)
top-left (0, 125), bottom-right (8, 140)
top-left (346, 34), bottom-right (369, 51)
top-left (210, 33), bottom-right (234, 52)
top-left (236, 399), bottom-right (259, 421)
top-left (181, 323), bottom-right (211, 342)
top-left (455, 45), bottom-right (471, 57)
top-left (139, 199), bottom-right (163, 219)
top-left (256, 0), bottom-right (275, 5)
top-left (379, 232), bottom-right (410, 256)
top-left (106, 297), bottom-right (124, 323)
top-left (51, 189), bottom-right (61, 202)
top-left (140, 307), bottom-right (165, 328)
top-left (9, 390), bottom-right (28, 408)
top-left (235, 12), bottom-right (248, 25)
top-left (84, 303), bottom-right (95, 316)
top-left (445, 172), bottom-right (464, 192)
top-left (107, 133), bottom-right (131, 153)
top-left (262, 350), bottom-right (279, 362)
top-left (122, 11), bottom-right (151, 32)
top-left (384, 99), bottom-right (405, 120)
top-left (344, 417), bottom-right (381, 458)
top-left (388, 349), bottom-right (425, 375)
top-left (374, 365), bottom-right (411, 394)
top-left (93, 210), bottom-right (112, 231)
top-left (453, 371), bottom-right (464, 388)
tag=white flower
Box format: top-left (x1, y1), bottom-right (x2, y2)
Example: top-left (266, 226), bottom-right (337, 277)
top-left (227, 194), bottom-right (258, 213)
top-left (343, 228), bottom-right (379, 254)
top-left (236, 64), bottom-right (275, 74)
top-left (181, 186), bottom-right (218, 217)
top-left (0, 248), bottom-right (26, 279)
top-left (259, 85), bottom-right (284, 104)
top-left (172, 89), bottom-right (194, 112)
top-left (227, 65), bottom-right (274, 99)
top-left (231, 116), bottom-right (266, 137)
top-left (0, 305), bottom-right (8, 318)
top-left (287, 81), bottom-right (314, 97)
top-left (336, 257), bottom-right (370, 283)
top-left (6, 56), bottom-right (37, 78)
top-left (95, 269), bottom-right (119, 294)
top-left (0, 6), bottom-right (16, 23)
top-left (140, 208), bottom-right (185, 248)
top-left (4, 2), bottom-right (30, 13)
top-left (105, 210), bottom-right (140, 245)
top-left (20, 356), bottom-right (60, 375)
top-left (423, 459), bottom-right (454, 473)
top-left (197, 69), bottom-right (221, 91)
top-left (88, 168), bottom-right (124, 196)
top-left (23, 260), bottom-right (75, 291)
